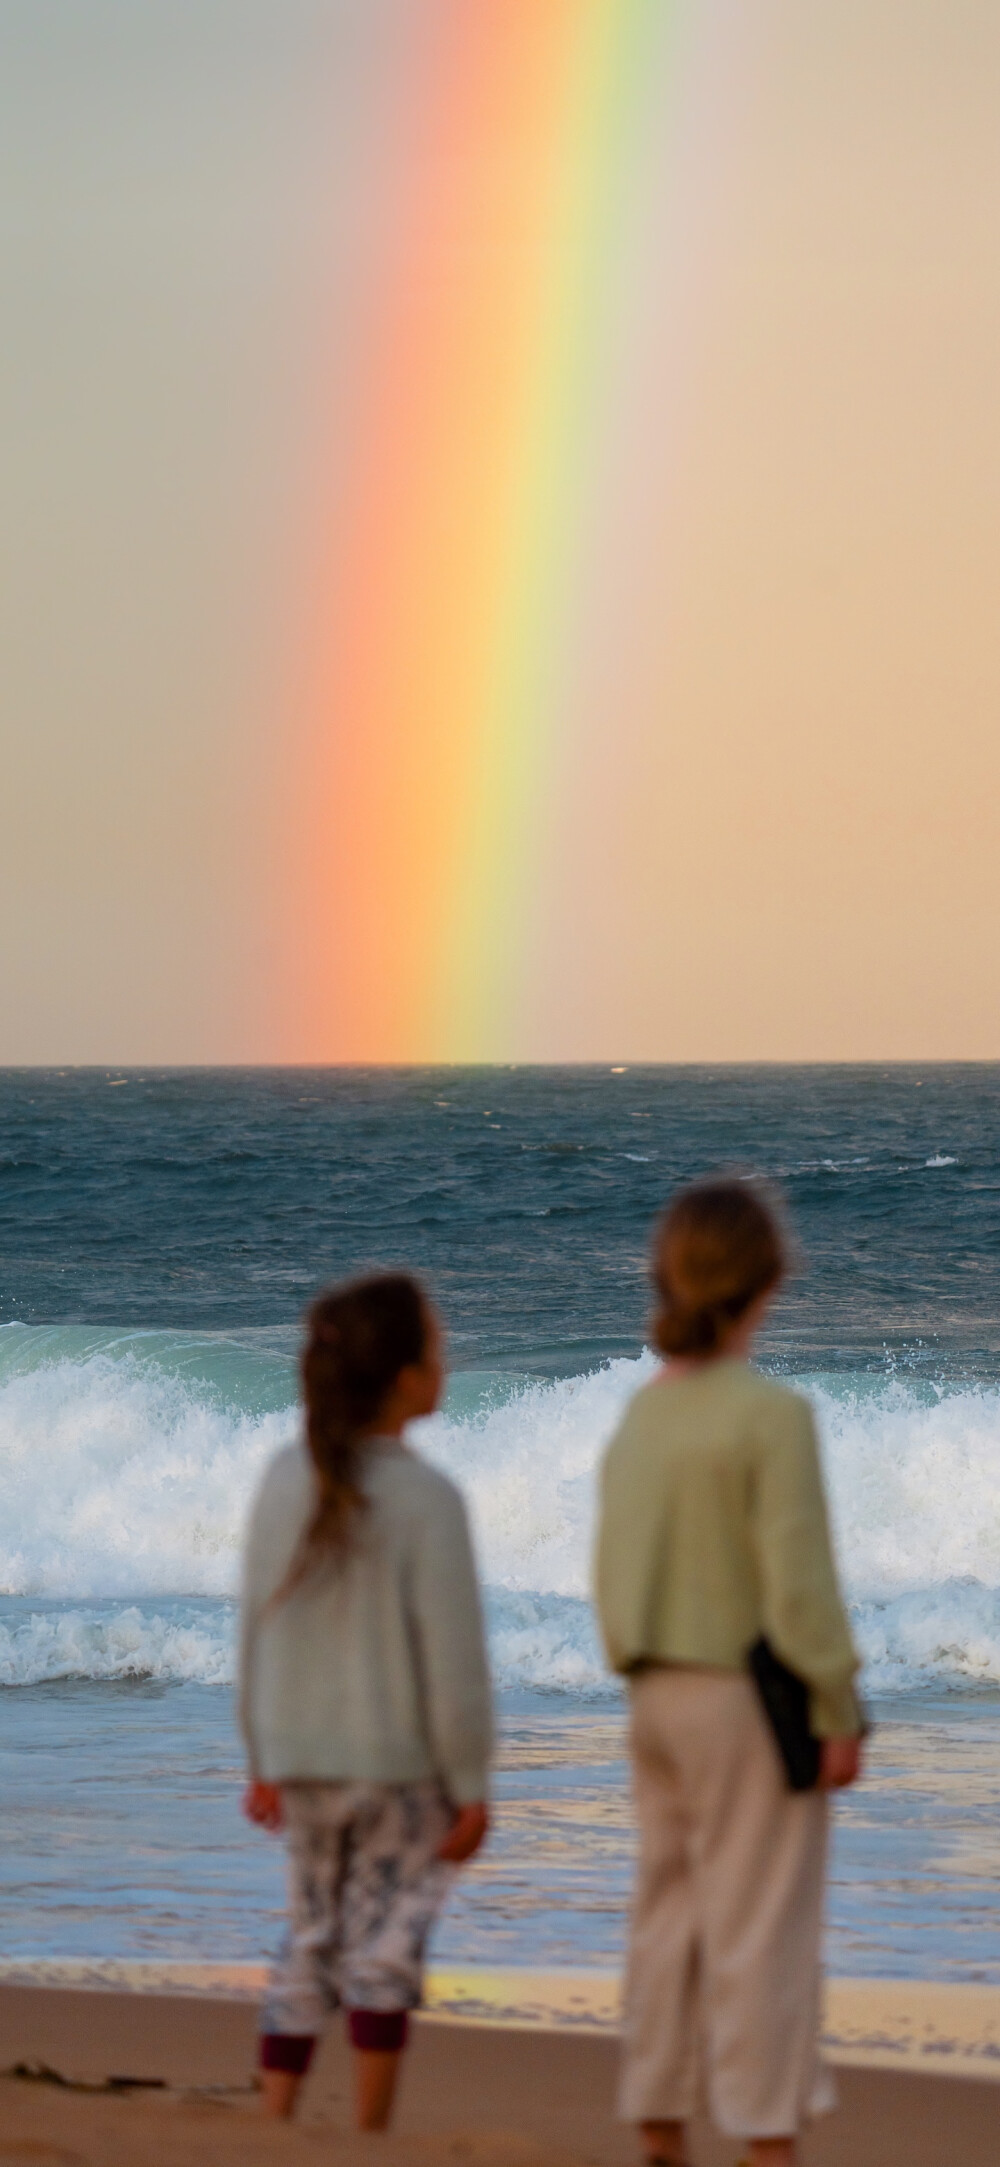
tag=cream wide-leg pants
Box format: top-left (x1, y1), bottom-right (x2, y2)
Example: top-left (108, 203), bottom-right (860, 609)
top-left (620, 1667), bottom-right (835, 2141)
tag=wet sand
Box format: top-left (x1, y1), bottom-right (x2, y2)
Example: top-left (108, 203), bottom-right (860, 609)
top-left (1, 1982), bottom-right (999, 2165)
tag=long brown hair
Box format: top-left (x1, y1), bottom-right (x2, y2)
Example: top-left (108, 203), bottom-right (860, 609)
top-left (282, 1272), bottom-right (429, 1595)
top-left (651, 1177), bottom-right (787, 1358)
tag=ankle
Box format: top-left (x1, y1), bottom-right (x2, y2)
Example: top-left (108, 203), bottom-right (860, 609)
top-left (640, 2120), bottom-right (688, 2165)
top-left (258, 2069), bottom-right (301, 2119)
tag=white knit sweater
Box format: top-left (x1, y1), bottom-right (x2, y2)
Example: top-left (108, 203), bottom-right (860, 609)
top-left (238, 1436), bottom-right (493, 1804)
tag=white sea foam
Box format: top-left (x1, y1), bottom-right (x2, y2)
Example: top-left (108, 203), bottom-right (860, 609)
top-left (0, 1604), bottom-right (233, 1687)
top-left (0, 1592), bottom-right (608, 1694)
top-left (421, 1358), bottom-right (657, 1604)
top-left (2, 1333), bottom-right (1000, 1693)
top-left (0, 1338), bottom-right (290, 1598)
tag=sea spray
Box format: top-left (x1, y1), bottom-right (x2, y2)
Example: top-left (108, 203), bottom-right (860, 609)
top-left (0, 1333), bottom-right (291, 1598)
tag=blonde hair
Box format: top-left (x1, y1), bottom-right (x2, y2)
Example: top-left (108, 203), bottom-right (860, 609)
top-left (651, 1178), bottom-right (787, 1357)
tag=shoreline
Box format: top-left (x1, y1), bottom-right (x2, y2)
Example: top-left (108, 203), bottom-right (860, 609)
top-left (2, 1961), bottom-right (1000, 2083)
top-left (2, 1980), bottom-right (1000, 2166)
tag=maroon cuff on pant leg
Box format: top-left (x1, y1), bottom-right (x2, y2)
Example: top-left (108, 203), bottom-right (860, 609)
top-left (259, 2033), bottom-right (316, 2075)
top-left (347, 2008), bottom-right (409, 2052)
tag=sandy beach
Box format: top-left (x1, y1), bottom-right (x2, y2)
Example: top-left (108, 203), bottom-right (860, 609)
top-left (1, 1979), bottom-right (998, 2166)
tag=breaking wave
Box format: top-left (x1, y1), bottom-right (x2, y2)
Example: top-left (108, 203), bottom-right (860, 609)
top-left (1, 1325), bottom-right (999, 1693)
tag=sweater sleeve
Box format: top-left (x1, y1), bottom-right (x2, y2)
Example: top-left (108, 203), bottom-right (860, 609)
top-left (751, 1393), bottom-right (861, 1737)
top-left (409, 1476), bottom-right (494, 1805)
top-left (237, 1470), bottom-right (273, 1780)
top-left (237, 1611), bottom-right (261, 1779)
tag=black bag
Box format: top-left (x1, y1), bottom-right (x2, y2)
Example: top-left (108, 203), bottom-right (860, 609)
top-left (748, 1637), bottom-right (821, 1791)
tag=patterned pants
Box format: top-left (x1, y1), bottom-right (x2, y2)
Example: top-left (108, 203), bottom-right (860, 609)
top-left (260, 1780), bottom-right (453, 2067)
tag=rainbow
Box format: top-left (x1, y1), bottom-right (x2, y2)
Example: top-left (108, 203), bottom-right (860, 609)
top-left (290, 1), bottom-right (739, 1061)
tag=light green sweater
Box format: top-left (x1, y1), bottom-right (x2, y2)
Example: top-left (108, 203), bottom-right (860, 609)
top-left (594, 1359), bottom-right (860, 1737)
top-left (239, 1437), bottom-right (493, 1803)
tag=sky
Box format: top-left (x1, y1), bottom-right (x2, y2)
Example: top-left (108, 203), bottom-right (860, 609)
top-left (2, 0), bottom-right (999, 1063)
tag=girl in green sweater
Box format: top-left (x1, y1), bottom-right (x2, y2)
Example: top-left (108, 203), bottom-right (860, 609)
top-left (595, 1180), bottom-right (862, 2167)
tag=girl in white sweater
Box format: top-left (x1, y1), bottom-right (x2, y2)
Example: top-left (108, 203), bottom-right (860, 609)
top-left (240, 1273), bottom-right (493, 2131)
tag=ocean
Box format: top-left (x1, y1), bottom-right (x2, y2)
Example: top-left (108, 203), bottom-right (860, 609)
top-left (2, 1064), bottom-right (1000, 1986)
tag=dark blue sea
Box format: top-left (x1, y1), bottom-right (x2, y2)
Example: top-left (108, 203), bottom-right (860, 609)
top-left (1, 1065), bottom-right (1000, 1985)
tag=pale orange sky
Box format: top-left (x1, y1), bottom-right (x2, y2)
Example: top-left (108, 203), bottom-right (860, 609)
top-left (1, 1), bottom-right (998, 1062)
top-left (521, 0), bottom-right (1000, 1061)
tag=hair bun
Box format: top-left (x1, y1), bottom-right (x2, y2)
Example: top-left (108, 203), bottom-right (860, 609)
top-left (651, 1177), bottom-right (786, 1359)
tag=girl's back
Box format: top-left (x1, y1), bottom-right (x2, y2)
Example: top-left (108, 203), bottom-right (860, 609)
top-left (596, 1354), bottom-right (856, 1736)
top-left (241, 1433), bottom-right (491, 1800)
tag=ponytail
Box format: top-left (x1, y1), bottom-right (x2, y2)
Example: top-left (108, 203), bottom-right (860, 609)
top-left (280, 1272), bottom-right (428, 1597)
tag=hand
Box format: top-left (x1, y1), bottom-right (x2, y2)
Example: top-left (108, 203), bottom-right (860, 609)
top-left (438, 1802), bottom-right (489, 1864)
top-left (818, 1735), bottom-right (863, 1789)
top-left (243, 1780), bottom-right (284, 1831)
